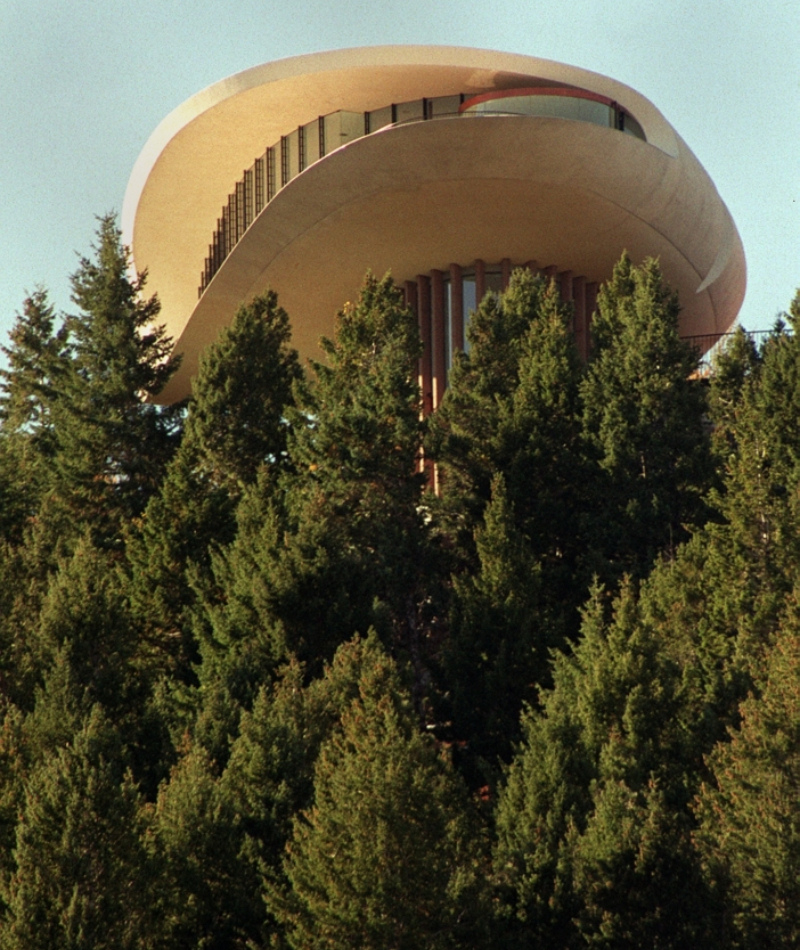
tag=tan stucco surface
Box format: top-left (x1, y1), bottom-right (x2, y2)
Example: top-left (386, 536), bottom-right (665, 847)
top-left (122, 46), bottom-right (746, 403)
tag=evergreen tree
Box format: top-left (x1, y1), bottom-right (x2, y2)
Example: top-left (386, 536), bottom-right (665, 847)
top-left (149, 743), bottom-right (261, 950)
top-left (695, 602), bottom-right (800, 949)
top-left (11, 538), bottom-right (168, 792)
top-left (284, 271), bottom-right (429, 647)
top-left (580, 255), bottom-right (712, 581)
top-left (0, 709), bottom-right (153, 950)
top-left (0, 702), bottom-right (26, 890)
top-left (692, 299), bottom-right (800, 685)
top-left (750, 291), bottom-right (800, 482)
top-left (429, 268), bottom-right (581, 562)
top-left (0, 290), bottom-right (69, 541)
top-left (707, 325), bottom-right (762, 459)
top-left (51, 214), bottom-right (179, 546)
top-left (444, 474), bottom-right (543, 778)
top-left (194, 273), bottom-right (433, 736)
top-left (126, 291), bottom-right (300, 683)
top-left (271, 639), bottom-right (487, 950)
top-left (494, 582), bottom-right (715, 948)
top-left (219, 634), bottom-right (395, 942)
top-left (124, 442), bottom-right (235, 685)
top-left (182, 289), bottom-right (302, 492)
top-left (0, 290), bottom-right (67, 438)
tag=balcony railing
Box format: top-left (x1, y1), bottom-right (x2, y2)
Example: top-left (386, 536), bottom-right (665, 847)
top-left (682, 330), bottom-right (772, 373)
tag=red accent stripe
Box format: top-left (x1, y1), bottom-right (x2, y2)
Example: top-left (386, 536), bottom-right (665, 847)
top-left (460, 86), bottom-right (616, 112)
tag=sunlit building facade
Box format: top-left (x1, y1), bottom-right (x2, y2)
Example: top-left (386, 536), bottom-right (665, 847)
top-left (123, 46), bottom-right (745, 405)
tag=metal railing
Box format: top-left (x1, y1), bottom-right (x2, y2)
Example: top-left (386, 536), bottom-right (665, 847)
top-left (682, 329), bottom-right (772, 373)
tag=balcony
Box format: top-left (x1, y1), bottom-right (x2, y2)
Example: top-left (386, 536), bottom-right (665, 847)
top-left (198, 87), bottom-right (646, 297)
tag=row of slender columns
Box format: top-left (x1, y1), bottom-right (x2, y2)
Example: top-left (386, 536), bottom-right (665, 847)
top-left (405, 259), bottom-right (599, 413)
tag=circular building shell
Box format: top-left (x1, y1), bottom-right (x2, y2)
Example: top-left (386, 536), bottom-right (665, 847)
top-left (122, 46), bottom-right (746, 404)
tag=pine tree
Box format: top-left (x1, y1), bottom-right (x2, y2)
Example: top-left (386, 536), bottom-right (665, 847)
top-left (0, 702), bottom-right (26, 889)
top-left (194, 273), bottom-right (433, 732)
top-left (444, 474), bottom-right (543, 777)
top-left (0, 708), bottom-right (153, 950)
top-left (0, 290), bottom-right (67, 447)
top-left (0, 291), bottom-right (69, 541)
top-left (51, 214), bottom-right (180, 546)
top-left (695, 603), bottom-right (800, 949)
top-left (429, 268), bottom-right (581, 561)
top-left (182, 289), bottom-right (302, 492)
top-left (580, 255), bottom-right (712, 581)
top-left (493, 582), bottom-right (715, 948)
top-left (271, 639), bottom-right (488, 950)
top-left (125, 290), bottom-right (302, 684)
top-left (707, 325), bottom-right (762, 459)
top-left (284, 271), bottom-right (429, 643)
top-left (12, 537), bottom-right (168, 792)
top-left (149, 743), bottom-right (261, 950)
top-left (693, 298), bottom-right (800, 683)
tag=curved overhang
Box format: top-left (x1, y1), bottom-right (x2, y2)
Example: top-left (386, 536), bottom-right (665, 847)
top-left (122, 46), bottom-right (746, 403)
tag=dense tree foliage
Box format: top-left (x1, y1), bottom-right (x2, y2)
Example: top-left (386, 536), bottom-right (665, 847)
top-left (0, 220), bottom-right (798, 947)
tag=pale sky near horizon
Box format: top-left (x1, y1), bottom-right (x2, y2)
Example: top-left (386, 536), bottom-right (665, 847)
top-left (1, 0), bottom-right (798, 352)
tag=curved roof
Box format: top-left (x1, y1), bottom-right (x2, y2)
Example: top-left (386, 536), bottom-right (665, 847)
top-left (122, 46), bottom-right (746, 403)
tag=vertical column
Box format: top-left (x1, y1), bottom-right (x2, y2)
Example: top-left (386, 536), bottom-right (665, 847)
top-left (254, 157), bottom-right (265, 214)
top-left (244, 168), bottom-right (254, 230)
top-left (501, 257), bottom-right (512, 290)
top-left (475, 259), bottom-right (486, 307)
top-left (524, 259), bottom-right (539, 275)
top-left (449, 263), bottom-right (464, 359)
top-left (573, 276), bottom-right (588, 361)
top-left (417, 276), bottom-right (433, 417)
top-left (431, 270), bottom-right (446, 410)
top-left (234, 184), bottom-right (245, 243)
top-left (280, 136), bottom-right (289, 187)
top-left (266, 147), bottom-right (276, 202)
top-left (543, 264), bottom-right (558, 281)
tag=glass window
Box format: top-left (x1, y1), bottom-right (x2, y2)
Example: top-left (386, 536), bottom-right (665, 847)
top-left (463, 277), bottom-right (476, 353)
top-left (324, 111), bottom-right (364, 151)
top-left (303, 118), bottom-right (321, 166)
top-left (243, 169), bottom-right (254, 230)
top-left (266, 146), bottom-right (276, 200)
top-left (367, 105), bottom-right (393, 132)
top-left (286, 129), bottom-right (300, 181)
top-left (462, 90), bottom-right (614, 130)
top-left (429, 95), bottom-right (462, 118)
top-left (443, 279), bottom-right (452, 371)
top-left (395, 99), bottom-right (424, 124)
top-left (621, 111), bottom-right (646, 141)
top-left (254, 156), bottom-right (265, 213)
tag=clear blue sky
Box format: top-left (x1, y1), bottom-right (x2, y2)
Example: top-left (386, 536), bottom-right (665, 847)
top-left (1, 0), bottom-right (797, 346)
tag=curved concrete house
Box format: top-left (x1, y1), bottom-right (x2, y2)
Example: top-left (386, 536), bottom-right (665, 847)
top-left (122, 46), bottom-right (746, 405)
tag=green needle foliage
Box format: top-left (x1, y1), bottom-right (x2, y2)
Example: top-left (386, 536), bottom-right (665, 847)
top-left (51, 214), bottom-right (180, 547)
top-left (1, 221), bottom-right (798, 950)
top-left (272, 639), bottom-right (488, 950)
top-left (0, 291), bottom-right (69, 541)
top-left (126, 291), bottom-right (302, 682)
top-left (580, 255), bottom-right (713, 582)
top-left (695, 603), bottom-right (800, 949)
top-left (183, 289), bottom-right (302, 493)
top-left (0, 709), bottom-right (153, 950)
top-left (429, 268), bottom-right (582, 564)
